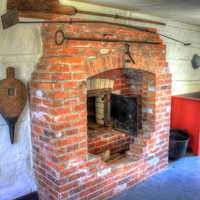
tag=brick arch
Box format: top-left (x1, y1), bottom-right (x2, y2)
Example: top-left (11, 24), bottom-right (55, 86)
top-left (83, 43), bottom-right (167, 78)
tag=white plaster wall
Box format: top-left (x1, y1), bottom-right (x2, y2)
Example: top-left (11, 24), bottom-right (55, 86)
top-left (62, 0), bottom-right (200, 95)
top-left (0, 1), bottom-right (42, 200)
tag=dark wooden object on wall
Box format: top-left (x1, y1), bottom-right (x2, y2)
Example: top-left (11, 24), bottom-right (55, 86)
top-left (7, 0), bottom-right (77, 17)
top-left (0, 67), bottom-right (27, 144)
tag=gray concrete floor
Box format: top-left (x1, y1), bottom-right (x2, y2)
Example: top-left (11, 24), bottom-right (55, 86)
top-left (112, 156), bottom-right (200, 200)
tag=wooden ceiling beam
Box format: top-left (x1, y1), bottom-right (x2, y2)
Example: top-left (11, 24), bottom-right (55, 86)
top-left (7, 0), bottom-right (166, 25)
top-left (18, 11), bottom-right (60, 20)
top-left (7, 0), bottom-right (77, 18)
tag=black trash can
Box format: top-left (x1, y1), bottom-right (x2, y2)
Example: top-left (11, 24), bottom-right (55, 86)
top-left (169, 129), bottom-right (190, 160)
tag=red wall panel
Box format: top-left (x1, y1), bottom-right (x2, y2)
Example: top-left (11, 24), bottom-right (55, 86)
top-left (171, 96), bottom-right (200, 155)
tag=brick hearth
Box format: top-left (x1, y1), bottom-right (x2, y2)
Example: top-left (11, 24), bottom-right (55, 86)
top-left (88, 128), bottom-right (130, 157)
top-left (30, 17), bottom-right (171, 200)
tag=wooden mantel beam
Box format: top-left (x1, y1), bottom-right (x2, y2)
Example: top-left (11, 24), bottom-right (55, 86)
top-left (7, 0), bottom-right (77, 19)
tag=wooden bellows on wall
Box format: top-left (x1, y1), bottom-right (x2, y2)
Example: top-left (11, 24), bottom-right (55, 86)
top-left (0, 67), bottom-right (27, 144)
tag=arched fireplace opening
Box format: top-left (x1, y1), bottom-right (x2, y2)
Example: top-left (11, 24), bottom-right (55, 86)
top-left (86, 68), bottom-right (155, 163)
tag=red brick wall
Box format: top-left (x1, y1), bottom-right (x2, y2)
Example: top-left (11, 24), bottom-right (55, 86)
top-left (31, 18), bottom-right (171, 200)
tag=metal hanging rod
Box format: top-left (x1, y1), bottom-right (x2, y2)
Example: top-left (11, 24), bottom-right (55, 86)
top-left (18, 20), bottom-right (155, 34)
top-left (77, 10), bottom-right (166, 26)
top-left (18, 10), bottom-right (166, 26)
top-left (55, 30), bottom-right (161, 45)
top-left (19, 20), bottom-right (191, 46)
top-left (159, 33), bottom-right (191, 46)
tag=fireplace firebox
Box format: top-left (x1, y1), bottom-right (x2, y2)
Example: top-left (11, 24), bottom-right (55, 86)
top-left (111, 94), bottom-right (138, 136)
top-left (87, 91), bottom-right (139, 137)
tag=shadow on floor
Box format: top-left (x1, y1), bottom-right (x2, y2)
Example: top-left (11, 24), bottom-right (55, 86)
top-left (14, 192), bottom-right (38, 200)
top-left (112, 156), bottom-right (200, 200)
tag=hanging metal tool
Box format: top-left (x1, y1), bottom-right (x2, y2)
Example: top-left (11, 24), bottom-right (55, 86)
top-left (124, 44), bottom-right (135, 64)
top-left (1, 9), bottom-right (156, 34)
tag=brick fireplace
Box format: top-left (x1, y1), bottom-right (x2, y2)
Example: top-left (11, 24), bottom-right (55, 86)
top-left (31, 18), bottom-right (171, 200)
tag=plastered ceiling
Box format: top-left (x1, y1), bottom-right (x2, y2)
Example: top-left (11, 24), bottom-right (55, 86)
top-left (75, 0), bottom-right (200, 26)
